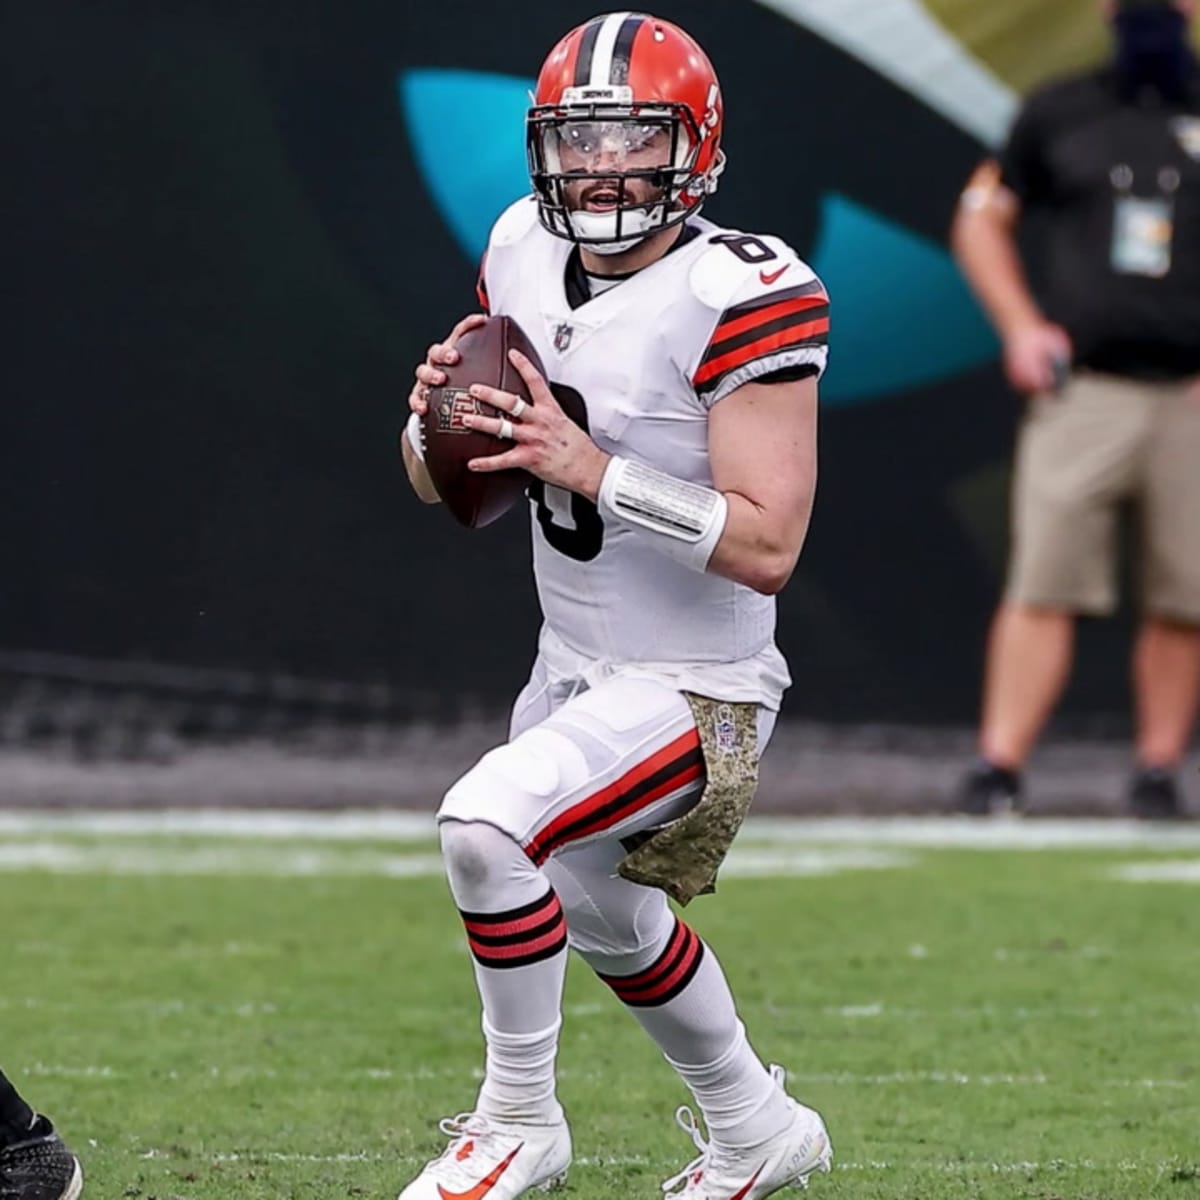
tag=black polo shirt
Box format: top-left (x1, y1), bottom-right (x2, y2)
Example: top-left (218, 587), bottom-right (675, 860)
top-left (1000, 66), bottom-right (1200, 380)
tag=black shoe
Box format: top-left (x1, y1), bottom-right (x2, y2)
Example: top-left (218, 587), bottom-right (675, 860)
top-left (956, 761), bottom-right (1024, 815)
top-left (1129, 767), bottom-right (1186, 821)
top-left (0, 1117), bottom-right (82, 1200)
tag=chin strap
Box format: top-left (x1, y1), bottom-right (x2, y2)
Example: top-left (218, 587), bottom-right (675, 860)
top-left (568, 206), bottom-right (666, 254)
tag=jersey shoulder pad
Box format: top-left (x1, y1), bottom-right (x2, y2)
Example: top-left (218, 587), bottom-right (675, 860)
top-left (688, 229), bottom-right (829, 407)
top-left (488, 194), bottom-right (541, 250)
top-left (687, 228), bottom-right (821, 312)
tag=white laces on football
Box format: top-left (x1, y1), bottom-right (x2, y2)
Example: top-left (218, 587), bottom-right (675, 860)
top-left (662, 1106), bottom-right (711, 1196)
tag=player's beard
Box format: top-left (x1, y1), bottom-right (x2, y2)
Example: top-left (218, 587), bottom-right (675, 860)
top-left (572, 177), bottom-right (665, 214)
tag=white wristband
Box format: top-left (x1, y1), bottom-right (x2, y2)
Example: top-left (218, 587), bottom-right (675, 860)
top-left (598, 455), bottom-right (728, 573)
top-left (405, 410), bottom-right (426, 462)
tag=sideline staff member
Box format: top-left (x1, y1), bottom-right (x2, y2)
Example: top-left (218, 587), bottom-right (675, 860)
top-left (951, 0), bottom-right (1200, 819)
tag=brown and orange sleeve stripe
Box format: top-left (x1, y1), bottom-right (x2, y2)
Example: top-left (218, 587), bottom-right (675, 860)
top-left (694, 280), bottom-right (829, 400)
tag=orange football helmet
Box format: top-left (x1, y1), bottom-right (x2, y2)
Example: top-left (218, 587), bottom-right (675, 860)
top-left (527, 12), bottom-right (726, 253)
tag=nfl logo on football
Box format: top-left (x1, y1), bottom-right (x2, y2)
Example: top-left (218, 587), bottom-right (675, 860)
top-left (437, 389), bottom-right (480, 434)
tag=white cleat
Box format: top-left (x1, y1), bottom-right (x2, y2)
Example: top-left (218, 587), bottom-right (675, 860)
top-left (661, 1066), bottom-right (832, 1200)
top-left (398, 1113), bottom-right (571, 1200)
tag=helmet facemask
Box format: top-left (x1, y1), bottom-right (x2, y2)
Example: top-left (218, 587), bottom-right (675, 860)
top-left (527, 101), bottom-right (721, 254)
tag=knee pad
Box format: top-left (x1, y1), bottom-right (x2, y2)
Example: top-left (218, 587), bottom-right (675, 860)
top-left (439, 819), bottom-right (504, 890)
top-left (439, 726), bottom-right (589, 842)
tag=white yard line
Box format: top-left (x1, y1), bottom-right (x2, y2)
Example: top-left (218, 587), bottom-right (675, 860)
top-left (1111, 859), bottom-right (1200, 883)
top-left (0, 840), bottom-right (910, 880)
top-left (0, 809), bottom-right (437, 840)
top-left (4, 810), bottom-right (1200, 849)
top-left (789, 1071), bottom-right (1187, 1089)
top-left (22, 1064), bottom-right (114, 1078)
top-left (747, 816), bottom-right (1200, 850)
top-left (134, 1146), bottom-right (1187, 1174)
top-left (29, 1062), bottom-right (1182, 1091)
top-left (720, 848), bottom-right (913, 876)
top-left (0, 842), bottom-right (448, 877)
top-left (837, 1158), bottom-right (1188, 1173)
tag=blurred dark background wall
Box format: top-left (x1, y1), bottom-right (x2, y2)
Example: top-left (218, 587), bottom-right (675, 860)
top-left (0, 0), bottom-right (1135, 728)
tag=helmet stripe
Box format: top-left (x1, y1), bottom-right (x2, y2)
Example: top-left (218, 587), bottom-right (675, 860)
top-left (572, 16), bottom-right (604, 87)
top-left (609, 13), bottom-right (645, 85)
top-left (586, 11), bottom-right (632, 87)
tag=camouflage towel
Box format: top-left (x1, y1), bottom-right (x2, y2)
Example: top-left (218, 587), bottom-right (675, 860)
top-left (616, 693), bottom-right (759, 905)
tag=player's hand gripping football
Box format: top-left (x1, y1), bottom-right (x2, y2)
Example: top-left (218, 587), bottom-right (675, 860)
top-left (463, 349), bottom-right (611, 502)
top-left (408, 313), bottom-right (489, 417)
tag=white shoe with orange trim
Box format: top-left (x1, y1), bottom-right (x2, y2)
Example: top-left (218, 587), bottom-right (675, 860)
top-left (661, 1066), bottom-right (832, 1200)
top-left (398, 1113), bottom-right (571, 1200)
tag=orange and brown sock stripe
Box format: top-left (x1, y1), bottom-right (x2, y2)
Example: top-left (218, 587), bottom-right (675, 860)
top-left (459, 889), bottom-right (568, 970)
top-left (596, 918), bottom-right (705, 1007)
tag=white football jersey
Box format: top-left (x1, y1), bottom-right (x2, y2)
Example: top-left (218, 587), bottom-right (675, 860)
top-left (480, 196), bottom-right (829, 710)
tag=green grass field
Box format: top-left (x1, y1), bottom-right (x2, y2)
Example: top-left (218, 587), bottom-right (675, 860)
top-left (3, 814), bottom-right (1199, 1200)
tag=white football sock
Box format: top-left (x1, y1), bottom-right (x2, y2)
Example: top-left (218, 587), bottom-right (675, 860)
top-left (475, 1018), bottom-right (564, 1126)
top-left (596, 920), bottom-right (792, 1149)
top-left (441, 819), bottom-right (568, 1124)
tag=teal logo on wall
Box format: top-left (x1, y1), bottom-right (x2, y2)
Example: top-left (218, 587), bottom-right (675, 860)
top-left (398, 68), bottom-right (996, 406)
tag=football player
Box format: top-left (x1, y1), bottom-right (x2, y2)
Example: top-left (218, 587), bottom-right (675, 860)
top-left (0, 1069), bottom-right (82, 1200)
top-left (400, 12), bottom-right (831, 1200)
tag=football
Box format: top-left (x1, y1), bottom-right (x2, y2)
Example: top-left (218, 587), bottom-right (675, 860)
top-left (419, 315), bottom-right (542, 529)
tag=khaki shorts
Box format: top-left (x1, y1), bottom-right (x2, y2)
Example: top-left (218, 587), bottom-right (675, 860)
top-left (1006, 371), bottom-right (1200, 622)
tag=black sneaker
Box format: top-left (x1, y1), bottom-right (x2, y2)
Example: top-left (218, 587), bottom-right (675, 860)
top-left (0, 1116), bottom-right (82, 1200)
top-left (1128, 767), bottom-right (1186, 821)
top-left (956, 761), bottom-right (1024, 815)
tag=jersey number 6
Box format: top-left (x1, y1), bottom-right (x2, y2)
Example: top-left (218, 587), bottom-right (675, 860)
top-left (710, 232), bottom-right (777, 264)
top-left (529, 383), bottom-right (605, 562)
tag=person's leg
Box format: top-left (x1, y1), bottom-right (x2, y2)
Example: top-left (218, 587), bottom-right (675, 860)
top-left (1131, 378), bottom-right (1200, 816)
top-left (439, 819), bottom-right (570, 1126)
top-left (1132, 618), bottom-right (1200, 768)
top-left (399, 661), bottom-right (576, 1200)
top-left (547, 840), bottom-right (798, 1152)
top-left (0, 1070), bottom-right (82, 1200)
top-left (0, 1071), bottom-right (36, 1145)
top-left (545, 706), bottom-right (831, 1199)
top-left (401, 672), bottom-right (708, 1200)
top-left (961, 376), bottom-right (1143, 812)
top-left (977, 602), bottom-right (1075, 769)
